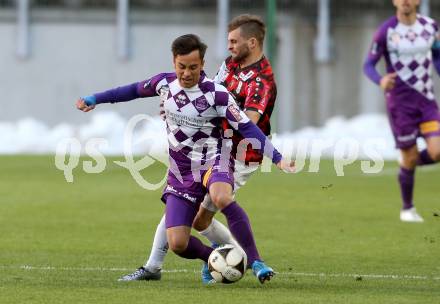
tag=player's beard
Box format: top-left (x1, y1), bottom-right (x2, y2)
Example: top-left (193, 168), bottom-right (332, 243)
top-left (232, 44), bottom-right (251, 64)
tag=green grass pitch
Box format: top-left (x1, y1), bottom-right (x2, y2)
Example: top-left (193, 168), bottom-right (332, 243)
top-left (0, 156), bottom-right (439, 304)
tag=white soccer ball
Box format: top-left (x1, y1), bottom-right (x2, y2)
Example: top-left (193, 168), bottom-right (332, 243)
top-left (208, 244), bottom-right (247, 283)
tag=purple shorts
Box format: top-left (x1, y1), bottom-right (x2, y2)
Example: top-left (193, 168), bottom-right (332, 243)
top-left (164, 193), bottom-right (199, 229)
top-left (162, 164), bottom-right (234, 228)
top-left (387, 95), bottom-right (440, 149)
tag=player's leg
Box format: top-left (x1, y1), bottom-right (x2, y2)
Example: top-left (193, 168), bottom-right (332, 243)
top-left (193, 196), bottom-right (239, 247)
top-left (193, 160), bottom-right (259, 246)
top-left (118, 215), bottom-right (167, 281)
top-left (425, 135), bottom-right (440, 162)
top-left (208, 181), bottom-right (274, 283)
top-left (143, 214), bottom-right (168, 272)
top-left (418, 118), bottom-right (440, 165)
top-left (165, 194), bottom-right (213, 262)
top-left (399, 145), bottom-right (423, 222)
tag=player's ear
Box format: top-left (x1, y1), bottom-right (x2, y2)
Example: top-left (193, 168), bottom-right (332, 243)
top-left (249, 37), bottom-right (258, 49)
top-left (201, 59), bottom-right (205, 69)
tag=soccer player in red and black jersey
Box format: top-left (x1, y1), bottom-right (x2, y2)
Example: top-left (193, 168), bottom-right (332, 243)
top-left (120, 15), bottom-right (280, 284)
top-left (195, 14), bottom-right (277, 237)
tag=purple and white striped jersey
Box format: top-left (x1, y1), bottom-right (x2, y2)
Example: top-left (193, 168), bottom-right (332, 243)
top-left (139, 72), bottom-right (256, 174)
top-left (92, 71), bottom-right (282, 201)
top-left (364, 14), bottom-right (440, 102)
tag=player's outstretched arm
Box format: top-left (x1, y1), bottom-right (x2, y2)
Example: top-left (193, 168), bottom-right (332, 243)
top-left (76, 73), bottom-right (172, 113)
top-left (219, 96), bottom-right (294, 173)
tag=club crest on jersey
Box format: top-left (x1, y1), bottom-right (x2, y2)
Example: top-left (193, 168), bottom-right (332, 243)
top-left (176, 93), bottom-right (189, 105)
top-left (405, 30), bottom-right (417, 42)
top-left (239, 71), bottom-right (254, 81)
top-left (227, 104), bottom-right (243, 121)
top-left (194, 96), bottom-right (209, 111)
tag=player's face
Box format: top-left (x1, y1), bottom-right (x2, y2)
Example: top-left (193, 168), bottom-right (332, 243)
top-left (173, 50), bottom-right (204, 88)
top-left (393, 0), bottom-right (419, 15)
top-left (228, 28), bottom-right (251, 63)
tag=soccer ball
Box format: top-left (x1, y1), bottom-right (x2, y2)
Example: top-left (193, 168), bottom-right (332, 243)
top-left (208, 244), bottom-right (247, 283)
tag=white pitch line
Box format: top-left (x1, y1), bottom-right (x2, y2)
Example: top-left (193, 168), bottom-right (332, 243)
top-left (1, 265), bottom-right (439, 281)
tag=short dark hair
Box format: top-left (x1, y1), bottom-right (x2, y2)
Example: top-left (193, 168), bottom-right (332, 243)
top-left (171, 34), bottom-right (207, 59)
top-left (228, 14), bottom-right (266, 46)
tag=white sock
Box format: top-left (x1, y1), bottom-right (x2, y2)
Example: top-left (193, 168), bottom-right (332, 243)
top-left (144, 214), bottom-right (168, 272)
top-left (199, 218), bottom-right (240, 248)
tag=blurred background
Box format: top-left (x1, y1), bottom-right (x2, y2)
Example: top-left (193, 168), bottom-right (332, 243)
top-left (0, 0), bottom-right (439, 155)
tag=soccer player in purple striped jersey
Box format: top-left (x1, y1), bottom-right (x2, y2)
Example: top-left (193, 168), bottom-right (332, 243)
top-left (364, 0), bottom-right (440, 222)
top-left (76, 34), bottom-right (295, 283)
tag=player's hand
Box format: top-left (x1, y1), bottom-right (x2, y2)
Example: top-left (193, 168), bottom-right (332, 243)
top-left (276, 158), bottom-right (295, 173)
top-left (76, 96), bottom-right (96, 112)
top-left (380, 73), bottom-right (397, 91)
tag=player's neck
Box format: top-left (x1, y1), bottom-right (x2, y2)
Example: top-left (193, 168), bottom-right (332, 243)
top-left (396, 11), bottom-right (417, 26)
top-left (239, 51), bottom-right (264, 69)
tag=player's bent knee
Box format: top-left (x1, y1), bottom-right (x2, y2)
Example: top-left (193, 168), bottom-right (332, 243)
top-left (168, 238), bottom-right (188, 254)
top-left (193, 215), bottom-right (211, 232)
top-left (210, 192), bottom-right (233, 209)
top-left (402, 154), bottom-right (419, 168)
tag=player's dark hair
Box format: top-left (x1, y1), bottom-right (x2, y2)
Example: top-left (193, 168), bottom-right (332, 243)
top-left (228, 14), bottom-right (266, 46)
top-left (171, 34), bottom-right (207, 59)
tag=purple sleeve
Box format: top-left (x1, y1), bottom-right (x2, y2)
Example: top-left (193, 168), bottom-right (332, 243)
top-left (433, 48), bottom-right (440, 76)
top-left (218, 89), bottom-right (282, 164)
top-left (94, 82), bottom-right (141, 104)
top-left (94, 73), bottom-right (170, 104)
top-left (432, 21), bottom-right (440, 75)
top-left (236, 120), bottom-right (283, 164)
top-left (363, 26), bottom-right (387, 85)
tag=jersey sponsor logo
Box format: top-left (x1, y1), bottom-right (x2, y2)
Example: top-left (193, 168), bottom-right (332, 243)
top-left (227, 104), bottom-right (243, 121)
top-left (239, 70), bottom-right (254, 81)
top-left (397, 130), bottom-right (418, 142)
top-left (165, 185), bottom-right (197, 203)
top-left (193, 95), bottom-right (209, 111)
top-left (235, 81), bottom-right (243, 95)
top-left (166, 110), bottom-right (206, 128)
top-left (391, 32), bottom-right (401, 44)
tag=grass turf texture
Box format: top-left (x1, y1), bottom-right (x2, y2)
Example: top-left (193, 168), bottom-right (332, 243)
top-left (0, 156), bottom-right (439, 304)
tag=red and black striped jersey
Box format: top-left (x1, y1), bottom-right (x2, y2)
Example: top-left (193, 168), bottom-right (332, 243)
top-left (215, 56), bottom-right (277, 164)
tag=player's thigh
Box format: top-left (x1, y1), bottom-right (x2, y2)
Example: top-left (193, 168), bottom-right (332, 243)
top-left (164, 194), bottom-right (197, 251)
top-left (425, 135), bottom-right (440, 160)
top-left (193, 206), bottom-right (216, 232)
top-left (208, 182), bottom-right (233, 209)
top-left (400, 145), bottom-right (419, 169)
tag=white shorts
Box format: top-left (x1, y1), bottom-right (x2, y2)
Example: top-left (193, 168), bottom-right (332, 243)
top-left (201, 160), bottom-right (260, 212)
